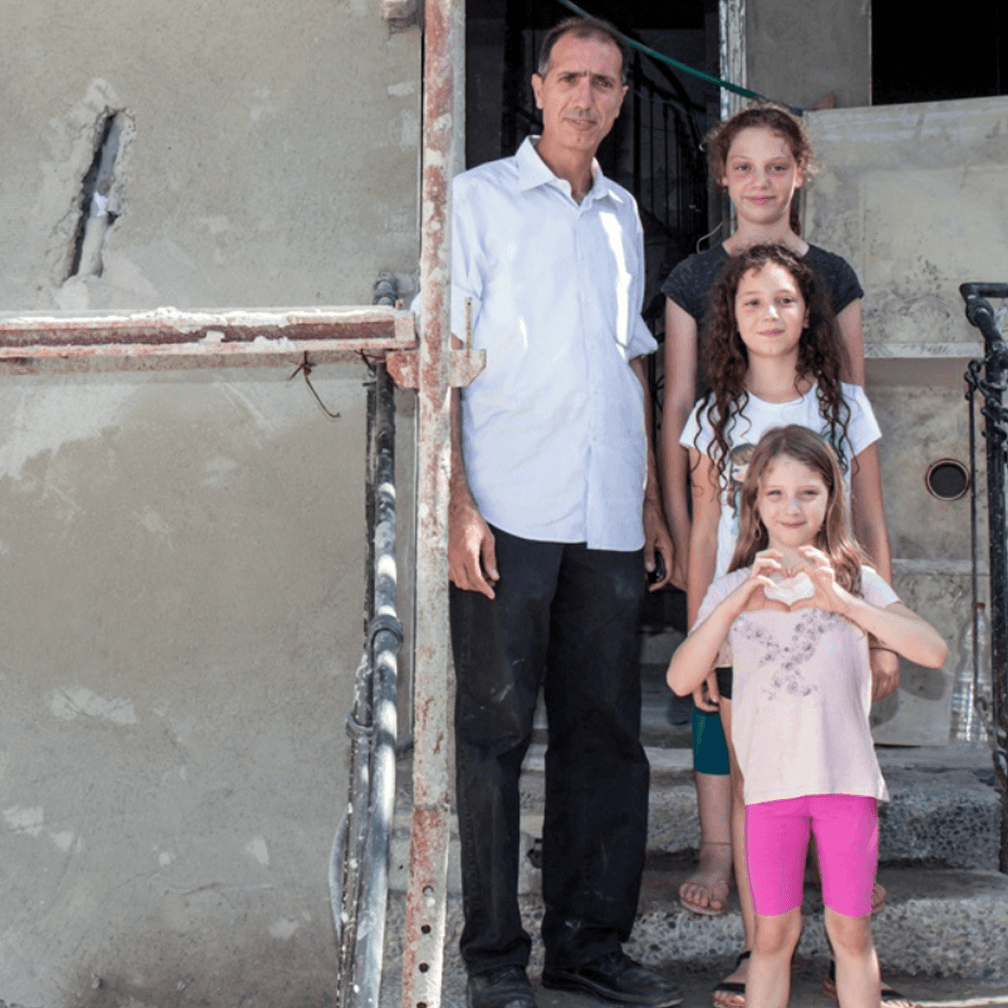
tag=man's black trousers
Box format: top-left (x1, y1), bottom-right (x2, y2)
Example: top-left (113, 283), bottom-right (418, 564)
top-left (450, 525), bottom-right (650, 976)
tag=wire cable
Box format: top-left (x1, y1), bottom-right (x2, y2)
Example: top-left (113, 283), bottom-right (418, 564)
top-left (555, 0), bottom-right (805, 116)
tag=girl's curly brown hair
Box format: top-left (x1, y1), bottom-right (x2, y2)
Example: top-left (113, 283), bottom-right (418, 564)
top-left (705, 104), bottom-right (814, 236)
top-left (727, 425), bottom-right (865, 596)
top-left (694, 244), bottom-right (852, 491)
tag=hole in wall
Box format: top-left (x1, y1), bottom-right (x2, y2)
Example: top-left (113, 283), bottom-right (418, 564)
top-left (924, 458), bottom-right (970, 501)
top-left (66, 107), bottom-right (129, 280)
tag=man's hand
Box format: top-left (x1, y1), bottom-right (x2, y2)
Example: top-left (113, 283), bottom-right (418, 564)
top-left (448, 489), bottom-right (499, 599)
top-left (643, 496), bottom-right (673, 592)
top-left (870, 645), bottom-right (900, 701)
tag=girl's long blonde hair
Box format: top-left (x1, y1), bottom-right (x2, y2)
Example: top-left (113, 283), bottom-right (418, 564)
top-left (727, 425), bottom-right (865, 595)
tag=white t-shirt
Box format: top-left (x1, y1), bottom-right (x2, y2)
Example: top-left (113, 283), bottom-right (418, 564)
top-left (679, 382), bottom-right (881, 578)
top-left (696, 566), bottom-right (899, 806)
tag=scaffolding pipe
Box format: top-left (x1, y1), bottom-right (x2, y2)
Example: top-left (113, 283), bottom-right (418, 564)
top-left (401, 0), bottom-right (458, 1002)
top-left (334, 363), bottom-right (402, 1008)
top-left (0, 306), bottom-right (414, 372)
top-left (961, 282), bottom-right (1008, 873)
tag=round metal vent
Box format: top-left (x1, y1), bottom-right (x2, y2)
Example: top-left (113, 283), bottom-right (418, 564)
top-left (925, 458), bottom-right (970, 501)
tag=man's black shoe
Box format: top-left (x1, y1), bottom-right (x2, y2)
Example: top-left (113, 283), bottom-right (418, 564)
top-left (541, 950), bottom-right (682, 1007)
top-left (467, 965), bottom-right (536, 1008)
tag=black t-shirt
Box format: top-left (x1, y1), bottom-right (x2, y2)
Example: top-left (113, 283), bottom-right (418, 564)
top-left (661, 242), bottom-right (864, 333)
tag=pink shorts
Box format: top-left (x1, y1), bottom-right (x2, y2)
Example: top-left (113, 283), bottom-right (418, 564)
top-left (745, 794), bottom-right (878, 918)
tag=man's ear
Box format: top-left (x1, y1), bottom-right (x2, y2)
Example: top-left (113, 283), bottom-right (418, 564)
top-left (616, 83), bottom-right (629, 116)
top-left (531, 73), bottom-right (544, 110)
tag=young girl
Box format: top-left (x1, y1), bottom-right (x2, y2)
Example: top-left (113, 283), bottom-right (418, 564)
top-left (682, 243), bottom-right (896, 1007)
top-left (667, 425), bottom-right (947, 1008)
top-left (659, 104), bottom-right (900, 927)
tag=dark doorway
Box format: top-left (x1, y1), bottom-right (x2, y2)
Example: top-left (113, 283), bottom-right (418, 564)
top-left (872, 3), bottom-right (1006, 104)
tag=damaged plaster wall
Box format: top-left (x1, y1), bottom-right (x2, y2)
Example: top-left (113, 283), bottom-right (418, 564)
top-left (1, 0), bottom-right (421, 311)
top-left (0, 2), bottom-right (420, 1006)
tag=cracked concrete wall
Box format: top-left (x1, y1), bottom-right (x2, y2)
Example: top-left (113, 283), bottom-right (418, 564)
top-left (0, 3), bottom-right (420, 1007)
top-left (1, 1), bottom-right (420, 311)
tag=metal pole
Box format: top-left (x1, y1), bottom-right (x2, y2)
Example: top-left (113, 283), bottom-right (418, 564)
top-left (355, 363), bottom-right (401, 1007)
top-left (0, 306), bottom-right (414, 372)
top-left (402, 0), bottom-right (457, 1003)
top-left (961, 282), bottom-right (1008, 872)
top-left (334, 363), bottom-right (402, 1008)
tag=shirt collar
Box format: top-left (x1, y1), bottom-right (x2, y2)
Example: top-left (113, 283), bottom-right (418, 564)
top-left (514, 136), bottom-right (624, 205)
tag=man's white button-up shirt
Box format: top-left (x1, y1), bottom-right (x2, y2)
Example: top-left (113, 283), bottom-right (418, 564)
top-left (451, 136), bottom-right (657, 552)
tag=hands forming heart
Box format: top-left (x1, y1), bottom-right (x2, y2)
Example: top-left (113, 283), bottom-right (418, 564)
top-left (744, 546), bottom-right (854, 617)
top-left (763, 571), bottom-right (815, 605)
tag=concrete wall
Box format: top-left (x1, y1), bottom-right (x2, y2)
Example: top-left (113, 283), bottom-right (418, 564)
top-left (746, 0), bottom-right (871, 110)
top-left (0, 3), bottom-right (421, 1006)
top-left (803, 97), bottom-right (1008, 745)
top-left (1, 1), bottom-right (420, 311)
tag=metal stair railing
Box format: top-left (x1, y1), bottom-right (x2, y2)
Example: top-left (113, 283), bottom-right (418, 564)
top-left (961, 281), bottom-right (1008, 873)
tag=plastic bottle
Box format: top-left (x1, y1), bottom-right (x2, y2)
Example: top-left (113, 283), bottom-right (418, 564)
top-left (950, 602), bottom-right (990, 744)
top-left (973, 602), bottom-right (992, 744)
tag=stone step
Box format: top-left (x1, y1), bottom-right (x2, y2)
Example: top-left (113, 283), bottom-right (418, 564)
top-left (516, 744), bottom-right (1002, 871)
top-left (386, 746), bottom-right (1000, 906)
top-left (380, 863), bottom-right (1008, 1008)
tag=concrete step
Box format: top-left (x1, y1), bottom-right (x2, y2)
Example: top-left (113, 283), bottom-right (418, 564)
top-left (515, 744), bottom-right (1002, 871)
top-left (387, 746), bottom-right (1000, 902)
top-left (385, 745), bottom-right (1005, 1004)
top-left (380, 862), bottom-right (1008, 1008)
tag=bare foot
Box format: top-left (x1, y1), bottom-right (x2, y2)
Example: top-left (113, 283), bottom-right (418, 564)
top-left (679, 840), bottom-right (732, 916)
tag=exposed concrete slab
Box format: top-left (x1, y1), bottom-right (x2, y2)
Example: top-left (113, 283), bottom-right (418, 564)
top-left (804, 99), bottom-right (1008, 352)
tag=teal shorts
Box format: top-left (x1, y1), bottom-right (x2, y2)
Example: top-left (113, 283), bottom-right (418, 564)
top-left (692, 707), bottom-right (730, 776)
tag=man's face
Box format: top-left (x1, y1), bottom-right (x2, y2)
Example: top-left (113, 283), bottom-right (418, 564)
top-left (531, 32), bottom-right (628, 157)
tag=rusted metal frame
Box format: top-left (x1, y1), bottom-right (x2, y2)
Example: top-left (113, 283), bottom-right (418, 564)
top-left (0, 306), bottom-right (415, 372)
top-left (400, 0), bottom-right (461, 1003)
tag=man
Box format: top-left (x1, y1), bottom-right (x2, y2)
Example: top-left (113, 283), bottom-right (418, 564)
top-left (449, 17), bottom-right (679, 1008)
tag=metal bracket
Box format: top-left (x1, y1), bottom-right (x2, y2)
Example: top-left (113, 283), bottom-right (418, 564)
top-left (386, 346), bottom-right (486, 390)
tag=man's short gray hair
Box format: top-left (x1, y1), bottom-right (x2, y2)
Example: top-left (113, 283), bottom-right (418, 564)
top-left (536, 16), bottom-right (630, 85)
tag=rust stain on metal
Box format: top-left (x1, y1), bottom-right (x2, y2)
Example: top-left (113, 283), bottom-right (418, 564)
top-left (403, 0), bottom-right (458, 1003)
top-left (402, 807), bottom-right (451, 1007)
top-left (0, 307), bottom-right (416, 374)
